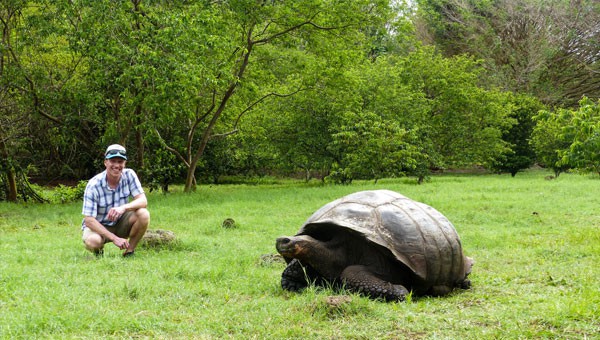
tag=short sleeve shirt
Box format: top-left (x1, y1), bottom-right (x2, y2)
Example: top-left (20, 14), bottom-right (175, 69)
top-left (81, 168), bottom-right (144, 229)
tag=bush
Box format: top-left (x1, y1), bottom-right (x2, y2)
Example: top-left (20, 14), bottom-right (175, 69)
top-left (51, 180), bottom-right (88, 203)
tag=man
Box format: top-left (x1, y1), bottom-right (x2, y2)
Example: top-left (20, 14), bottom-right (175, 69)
top-left (81, 144), bottom-right (150, 257)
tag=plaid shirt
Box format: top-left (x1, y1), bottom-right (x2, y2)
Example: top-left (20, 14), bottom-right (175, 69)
top-left (81, 168), bottom-right (144, 229)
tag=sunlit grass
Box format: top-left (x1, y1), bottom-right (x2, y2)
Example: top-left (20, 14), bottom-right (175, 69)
top-left (0, 170), bottom-right (599, 338)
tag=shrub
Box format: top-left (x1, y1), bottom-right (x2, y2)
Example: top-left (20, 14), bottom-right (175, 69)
top-left (51, 180), bottom-right (88, 203)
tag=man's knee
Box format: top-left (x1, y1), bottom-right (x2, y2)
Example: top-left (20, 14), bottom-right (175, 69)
top-left (84, 233), bottom-right (103, 250)
top-left (135, 208), bottom-right (150, 226)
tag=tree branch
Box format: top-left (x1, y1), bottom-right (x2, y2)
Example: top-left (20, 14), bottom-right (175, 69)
top-left (211, 130), bottom-right (239, 139)
top-left (153, 128), bottom-right (190, 167)
top-left (233, 87), bottom-right (307, 129)
top-left (253, 13), bottom-right (344, 45)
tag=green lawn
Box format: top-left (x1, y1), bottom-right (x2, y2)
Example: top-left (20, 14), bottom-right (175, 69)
top-left (1, 170), bottom-right (599, 339)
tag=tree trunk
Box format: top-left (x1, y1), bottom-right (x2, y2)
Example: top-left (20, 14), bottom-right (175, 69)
top-left (136, 126), bottom-right (144, 168)
top-left (0, 130), bottom-right (18, 201)
top-left (184, 165), bottom-right (197, 192)
top-left (0, 9), bottom-right (17, 201)
top-left (4, 169), bottom-right (18, 202)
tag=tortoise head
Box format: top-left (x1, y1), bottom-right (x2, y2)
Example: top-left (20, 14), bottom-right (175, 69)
top-left (276, 228), bottom-right (356, 279)
top-left (276, 235), bottom-right (315, 260)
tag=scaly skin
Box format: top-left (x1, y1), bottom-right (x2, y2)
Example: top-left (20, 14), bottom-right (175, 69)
top-left (281, 259), bottom-right (325, 292)
top-left (281, 259), bottom-right (309, 292)
top-left (277, 235), bottom-right (411, 301)
top-left (340, 265), bottom-right (409, 301)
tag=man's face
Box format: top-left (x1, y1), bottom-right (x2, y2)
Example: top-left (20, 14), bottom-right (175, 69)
top-left (104, 158), bottom-right (126, 177)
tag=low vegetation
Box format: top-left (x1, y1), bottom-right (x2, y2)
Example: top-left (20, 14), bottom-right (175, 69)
top-left (0, 170), bottom-right (598, 338)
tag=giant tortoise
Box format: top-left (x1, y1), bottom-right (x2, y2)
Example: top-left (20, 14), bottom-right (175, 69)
top-left (275, 190), bottom-right (473, 301)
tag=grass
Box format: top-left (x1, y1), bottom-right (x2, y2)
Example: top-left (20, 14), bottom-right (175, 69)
top-left (0, 170), bottom-right (599, 339)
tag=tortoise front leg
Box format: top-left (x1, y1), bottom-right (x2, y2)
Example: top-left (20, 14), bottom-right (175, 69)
top-left (340, 265), bottom-right (409, 301)
top-left (281, 259), bottom-right (321, 292)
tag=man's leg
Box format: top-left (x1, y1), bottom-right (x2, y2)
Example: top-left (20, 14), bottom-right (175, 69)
top-left (82, 227), bottom-right (104, 255)
top-left (123, 208), bottom-right (150, 254)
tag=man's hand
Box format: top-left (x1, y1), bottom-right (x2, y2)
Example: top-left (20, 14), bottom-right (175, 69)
top-left (107, 206), bottom-right (126, 221)
top-left (112, 236), bottom-right (130, 250)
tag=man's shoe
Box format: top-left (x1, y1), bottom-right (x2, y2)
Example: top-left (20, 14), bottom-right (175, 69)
top-left (93, 249), bottom-right (104, 258)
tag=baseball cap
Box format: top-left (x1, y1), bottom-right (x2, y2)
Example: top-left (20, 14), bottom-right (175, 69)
top-left (105, 144), bottom-right (127, 160)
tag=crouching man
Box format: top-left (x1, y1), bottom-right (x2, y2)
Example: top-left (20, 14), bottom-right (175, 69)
top-left (81, 144), bottom-right (150, 257)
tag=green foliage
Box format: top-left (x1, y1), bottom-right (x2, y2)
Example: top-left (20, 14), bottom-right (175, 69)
top-left (328, 111), bottom-right (421, 183)
top-left (325, 165), bottom-right (354, 185)
top-left (561, 98), bottom-right (600, 174)
top-left (489, 94), bottom-right (544, 176)
top-left (387, 49), bottom-right (513, 170)
top-left (257, 89), bottom-right (337, 181)
top-left (530, 114), bottom-right (570, 176)
top-left (258, 46), bottom-right (515, 184)
top-left (531, 98), bottom-right (600, 176)
top-left (49, 181), bottom-right (88, 203)
top-left (196, 134), bottom-right (275, 184)
top-left (0, 172), bottom-right (11, 202)
top-left (9, 0), bottom-right (597, 189)
top-left (139, 147), bottom-right (185, 193)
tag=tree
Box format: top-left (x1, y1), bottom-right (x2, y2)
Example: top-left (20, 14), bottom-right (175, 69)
top-left (0, 1), bottom-right (21, 201)
top-left (530, 107), bottom-right (573, 177)
top-left (0, 0), bottom-right (103, 187)
top-left (395, 48), bottom-right (513, 169)
top-left (3, 0), bottom-right (558, 189)
top-left (489, 94), bottom-right (544, 176)
top-left (325, 53), bottom-right (438, 183)
top-left (531, 98), bottom-right (600, 177)
top-left (147, 0), bottom-right (394, 191)
top-left (259, 97), bottom-right (336, 181)
top-left (263, 45), bottom-right (515, 184)
top-left (561, 97), bottom-right (600, 174)
top-left (0, 0), bottom-right (53, 201)
top-left (328, 111), bottom-right (423, 183)
top-left (415, 0), bottom-right (600, 108)
top-left (63, 0), bottom-right (186, 168)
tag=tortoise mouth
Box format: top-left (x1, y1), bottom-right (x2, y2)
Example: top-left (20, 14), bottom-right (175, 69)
top-left (275, 237), bottom-right (295, 255)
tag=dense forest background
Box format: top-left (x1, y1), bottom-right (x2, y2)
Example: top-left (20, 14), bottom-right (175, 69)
top-left (1, 0), bottom-right (599, 201)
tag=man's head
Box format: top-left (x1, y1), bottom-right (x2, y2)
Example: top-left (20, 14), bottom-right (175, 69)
top-left (105, 144), bottom-right (127, 160)
top-left (104, 144), bottom-right (127, 179)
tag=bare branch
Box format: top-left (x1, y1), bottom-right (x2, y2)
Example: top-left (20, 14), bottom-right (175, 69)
top-left (211, 129), bottom-right (239, 139)
top-left (232, 87), bottom-right (307, 129)
top-left (208, 86), bottom-right (309, 141)
top-left (153, 128), bottom-right (190, 167)
top-left (253, 13), bottom-right (345, 45)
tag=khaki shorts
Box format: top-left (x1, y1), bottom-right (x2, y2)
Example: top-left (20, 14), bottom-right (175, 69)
top-left (82, 211), bottom-right (135, 243)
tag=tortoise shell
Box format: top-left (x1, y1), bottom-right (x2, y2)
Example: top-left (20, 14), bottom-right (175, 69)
top-left (296, 189), bottom-right (471, 293)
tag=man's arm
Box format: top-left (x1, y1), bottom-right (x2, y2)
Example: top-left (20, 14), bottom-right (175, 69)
top-left (106, 193), bottom-right (147, 221)
top-left (84, 216), bottom-right (130, 250)
top-left (128, 193), bottom-right (147, 210)
top-left (83, 216), bottom-right (121, 243)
